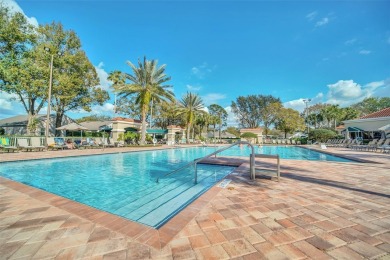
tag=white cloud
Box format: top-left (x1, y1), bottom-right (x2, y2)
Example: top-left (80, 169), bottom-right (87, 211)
top-left (345, 38), bottom-right (357, 45)
top-left (191, 62), bottom-right (215, 79)
top-left (186, 84), bottom-right (201, 92)
top-left (2, 0), bottom-right (38, 27)
top-left (359, 49), bottom-right (371, 55)
top-left (201, 93), bottom-right (226, 106)
top-left (225, 106), bottom-right (239, 127)
top-left (0, 91), bottom-right (25, 119)
top-left (74, 102), bottom-right (115, 115)
top-left (306, 11), bottom-right (318, 21)
top-left (315, 17), bottom-right (329, 27)
top-left (326, 79), bottom-right (387, 106)
top-left (284, 79), bottom-right (389, 111)
top-left (94, 62), bottom-right (112, 91)
top-left (283, 93), bottom-right (324, 113)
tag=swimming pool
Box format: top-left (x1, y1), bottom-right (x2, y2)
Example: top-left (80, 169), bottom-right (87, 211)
top-left (0, 148), bottom-right (235, 228)
top-left (0, 146), bottom-right (352, 228)
top-left (213, 145), bottom-right (354, 162)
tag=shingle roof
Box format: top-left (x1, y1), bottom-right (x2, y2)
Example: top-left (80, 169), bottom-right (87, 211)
top-left (360, 107), bottom-right (390, 119)
top-left (112, 117), bottom-right (141, 123)
top-left (0, 114), bottom-right (54, 127)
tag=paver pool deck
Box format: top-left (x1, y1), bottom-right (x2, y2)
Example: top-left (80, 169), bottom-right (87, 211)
top-left (0, 145), bottom-right (389, 259)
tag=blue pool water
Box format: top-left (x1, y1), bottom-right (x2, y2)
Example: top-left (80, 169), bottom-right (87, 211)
top-left (214, 145), bottom-right (354, 162)
top-left (0, 146), bottom-right (352, 228)
top-left (0, 148), bottom-right (235, 228)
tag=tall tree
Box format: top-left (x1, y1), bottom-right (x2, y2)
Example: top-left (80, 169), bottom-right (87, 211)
top-left (37, 22), bottom-right (109, 133)
top-left (351, 97), bottom-right (390, 116)
top-left (108, 70), bottom-right (126, 113)
top-left (154, 101), bottom-right (182, 129)
top-left (231, 95), bottom-right (281, 133)
top-left (0, 5), bottom-right (48, 134)
top-left (113, 57), bottom-right (174, 145)
top-left (340, 107), bottom-right (360, 121)
top-left (208, 104), bottom-right (227, 140)
top-left (231, 95), bottom-right (261, 128)
top-left (275, 108), bottom-right (305, 138)
top-left (259, 98), bottom-right (282, 137)
top-left (195, 112), bottom-right (210, 138)
top-left (177, 92), bottom-right (206, 143)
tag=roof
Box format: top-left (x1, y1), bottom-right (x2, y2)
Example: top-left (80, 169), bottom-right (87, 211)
top-left (0, 114), bottom-right (55, 127)
top-left (240, 128), bottom-right (263, 134)
top-left (112, 117), bottom-right (142, 123)
top-left (360, 107), bottom-right (390, 119)
top-left (56, 122), bottom-right (88, 131)
top-left (343, 126), bottom-right (364, 132)
top-left (79, 121), bottom-right (112, 131)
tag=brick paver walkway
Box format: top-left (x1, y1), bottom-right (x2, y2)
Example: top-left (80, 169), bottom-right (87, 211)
top-left (0, 145), bottom-right (389, 259)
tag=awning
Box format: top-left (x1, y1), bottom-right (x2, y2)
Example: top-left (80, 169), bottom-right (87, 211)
top-left (342, 126), bottom-right (364, 132)
top-left (99, 125), bottom-right (112, 131)
top-left (124, 127), bottom-right (139, 132)
top-left (146, 129), bottom-right (168, 134)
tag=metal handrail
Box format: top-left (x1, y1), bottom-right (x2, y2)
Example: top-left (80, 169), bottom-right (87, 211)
top-left (156, 141), bottom-right (255, 183)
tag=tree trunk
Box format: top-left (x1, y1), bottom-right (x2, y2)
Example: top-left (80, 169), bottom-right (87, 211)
top-left (186, 122), bottom-right (191, 144)
top-left (140, 105), bottom-right (147, 145)
top-left (55, 112), bottom-right (63, 137)
top-left (26, 99), bottom-right (36, 135)
top-left (27, 111), bottom-right (33, 136)
top-left (219, 122), bottom-right (222, 141)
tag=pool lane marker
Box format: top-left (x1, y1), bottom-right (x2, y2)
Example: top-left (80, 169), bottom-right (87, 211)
top-left (218, 179), bottom-right (232, 188)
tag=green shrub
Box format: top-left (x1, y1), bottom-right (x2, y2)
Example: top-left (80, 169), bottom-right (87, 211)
top-left (308, 129), bottom-right (337, 142)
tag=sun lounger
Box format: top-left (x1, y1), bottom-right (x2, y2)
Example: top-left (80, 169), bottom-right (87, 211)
top-left (375, 139), bottom-right (390, 153)
top-left (368, 139), bottom-right (385, 152)
top-left (47, 137), bottom-right (67, 150)
top-left (17, 138), bottom-right (34, 152)
top-left (0, 137), bottom-right (18, 153)
top-left (30, 137), bottom-right (45, 151)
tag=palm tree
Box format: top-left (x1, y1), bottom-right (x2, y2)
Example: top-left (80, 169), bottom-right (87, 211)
top-left (113, 57), bottom-right (175, 145)
top-left (177, 92), bottom-right (206, 143)
top-left (196, 113), bottom-right (210, 139)
top-left (108, 70), bottom-right (125, 113)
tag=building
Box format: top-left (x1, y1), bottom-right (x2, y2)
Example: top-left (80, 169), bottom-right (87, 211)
top-left (239, 128), bottom-right (264, 144)
top-left (0, 114), bottom-right (73, 136)
top-left (343, 107), bottom-right (390, 139)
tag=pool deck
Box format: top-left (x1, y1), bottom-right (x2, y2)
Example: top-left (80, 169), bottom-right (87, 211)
top-left (0, 145), bottom-right (389, 259)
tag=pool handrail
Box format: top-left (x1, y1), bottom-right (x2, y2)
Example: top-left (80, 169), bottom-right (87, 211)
top-left (156, 141), bottom-right (256, 183)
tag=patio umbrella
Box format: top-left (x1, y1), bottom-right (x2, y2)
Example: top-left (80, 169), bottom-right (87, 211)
top-left (56, 123), bottom-right (88, 138)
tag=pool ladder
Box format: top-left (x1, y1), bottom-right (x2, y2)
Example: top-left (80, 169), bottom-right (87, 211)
top-left (156, 141), bottom-right (256, 184)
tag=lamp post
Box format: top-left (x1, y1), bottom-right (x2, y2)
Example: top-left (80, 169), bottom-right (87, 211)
top-left (44, 47), bottom-right (54, 149)
top-left (303, 98), bottom-right (311, 135)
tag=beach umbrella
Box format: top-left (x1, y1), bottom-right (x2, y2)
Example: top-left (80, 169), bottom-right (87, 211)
top-left (56, 123), bottom-right (88, 138)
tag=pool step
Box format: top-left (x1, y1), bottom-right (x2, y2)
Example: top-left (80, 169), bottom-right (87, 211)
top-left (133, 166), bottom-right (233, 227)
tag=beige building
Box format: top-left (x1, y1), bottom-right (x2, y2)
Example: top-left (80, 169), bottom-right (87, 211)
top-left (239, 128), bottom-right (264, 144)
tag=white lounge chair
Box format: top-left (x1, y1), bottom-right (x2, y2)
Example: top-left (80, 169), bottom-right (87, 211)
top-left (31, 137), bottom-right (45, 151)
top-left (17, 138), bottom-right (34, 152)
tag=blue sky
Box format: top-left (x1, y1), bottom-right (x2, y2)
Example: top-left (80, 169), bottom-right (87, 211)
top-left (1, 0), bottom-right (389, 125)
